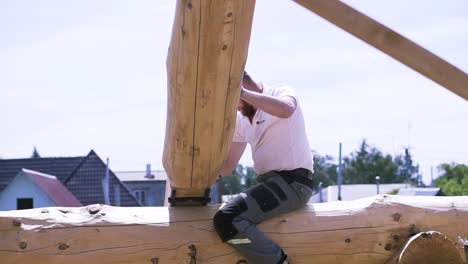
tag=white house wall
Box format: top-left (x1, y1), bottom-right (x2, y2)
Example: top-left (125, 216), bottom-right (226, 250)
top-left (0, 173), bottom-right (55, 210)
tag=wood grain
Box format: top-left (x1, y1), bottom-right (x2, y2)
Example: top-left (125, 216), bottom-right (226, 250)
top-left (1, 195), bottom-right (467, 263)
top-left (386, 231), bottom-right (465, 264)
top-left (163, 0), bottom-right (256, 198)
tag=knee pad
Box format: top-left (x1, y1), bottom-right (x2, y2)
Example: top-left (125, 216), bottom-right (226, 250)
top-left (213, 195), bottom-right (248, 242)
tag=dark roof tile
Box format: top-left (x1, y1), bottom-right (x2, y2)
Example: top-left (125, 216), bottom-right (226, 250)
top-left (0, 156), bottom-right (84, 191)
top-left (0, 150), bottom-right (141, 207)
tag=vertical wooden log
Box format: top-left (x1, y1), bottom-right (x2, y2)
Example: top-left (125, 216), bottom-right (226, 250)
top-left (163, 0), bottom-right (255, 200)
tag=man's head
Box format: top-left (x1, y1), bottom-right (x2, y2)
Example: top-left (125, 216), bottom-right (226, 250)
top-left (242, 71), bottom-right (255, 91)
top-left (238, 99), bottom-right (256, 122)
top-left (238, 71), bottom-right (257, 123)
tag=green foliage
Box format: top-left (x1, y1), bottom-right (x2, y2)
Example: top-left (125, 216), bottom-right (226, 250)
top-left (221, 164), bottom-right (257, 195)
top-left (223, 154), bottom-right (339, 194)
top-left (342, 140), bottom-right (397, 184)
top-left (341, 140), bottom-right (419, 184)
top-left (221, 165), bottom-right (243, 195)
top-left (244, 166), bottom-right (257, 189)
top-left (224, 139), bottom-right (426, 194)
top-left (393, 148), bottom-right (420, 184)
top-left (312, 154), bottom-right (337, 189)
top-left (434, 163), bottom-right (468, 196)
top-left (222, 174), bottom-right (242, 195)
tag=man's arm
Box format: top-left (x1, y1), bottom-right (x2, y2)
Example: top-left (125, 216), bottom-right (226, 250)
top-left (241, 88), bottom-right (297, 118)
top-left (220, 141), bottom-right (247, 176)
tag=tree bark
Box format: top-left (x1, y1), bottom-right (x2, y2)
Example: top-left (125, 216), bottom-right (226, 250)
top-left (0, 195), bottom-right (467, 264)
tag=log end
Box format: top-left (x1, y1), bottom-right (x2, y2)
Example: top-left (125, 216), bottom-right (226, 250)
top-left (389, 231), bottom-right (465, 264)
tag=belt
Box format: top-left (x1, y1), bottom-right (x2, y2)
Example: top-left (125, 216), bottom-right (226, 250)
top-left (275, 168), bottom-right (314, 189)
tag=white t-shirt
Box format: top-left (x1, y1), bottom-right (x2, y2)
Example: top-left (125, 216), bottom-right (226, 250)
top-left (233, 84), bottom-right (313, 175)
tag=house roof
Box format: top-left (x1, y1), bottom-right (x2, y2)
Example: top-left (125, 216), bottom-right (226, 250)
top-left (115, 170), bottom-right (167, 182)
top-left (309, 183), bottom-right (410, 203)
top-left (20, 169), bottom-right (82, 207)
top-left (0, 156), bottom-right (85, 191)
top-left (64, 151), bottom-right (141, 207)
top-left (0, 150), bottom-right (141, 207)
top-left (397, 188), bottom-right (441, 196)
top-left (310, 184), bottom-right (441, 203)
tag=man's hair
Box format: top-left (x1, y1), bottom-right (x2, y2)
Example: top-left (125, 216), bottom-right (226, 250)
top-left (243, 71), bottom-right (254, 84)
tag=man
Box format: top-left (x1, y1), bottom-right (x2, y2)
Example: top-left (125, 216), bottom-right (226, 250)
top-left (213, 71), bottom-right (314, 264)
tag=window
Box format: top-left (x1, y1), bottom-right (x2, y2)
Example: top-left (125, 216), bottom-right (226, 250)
top-left (17, 198), bottom-right (33, 210)
top-left (113, 184), bottom-right (121, 207)
top-left (141, 191), bottom-right (146, 205)
top-left (134, 191), bottom-right (146, 205)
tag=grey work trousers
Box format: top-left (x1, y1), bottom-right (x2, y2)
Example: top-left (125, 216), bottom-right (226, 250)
top-left (219, 171), bottom-right (313, 264)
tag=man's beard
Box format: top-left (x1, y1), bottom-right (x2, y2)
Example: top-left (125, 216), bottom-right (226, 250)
top-left (240, 101), bottom-right (256, 124)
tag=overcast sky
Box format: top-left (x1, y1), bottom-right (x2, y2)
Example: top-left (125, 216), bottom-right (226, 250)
top-left (1, 0), bottom-right (467, 184)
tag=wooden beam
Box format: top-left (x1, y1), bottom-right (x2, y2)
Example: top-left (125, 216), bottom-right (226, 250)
top-left (163, 0), bottom-right (256, 200)
top-left (1, 195), bottom-right (468, 263)
top-left (292, 0), bottom-right (468, 100)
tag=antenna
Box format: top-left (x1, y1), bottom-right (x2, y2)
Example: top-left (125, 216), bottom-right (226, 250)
top-left (338, 142), bottom-right (342, 201)
top-left (407, 121), bottom-right (412, 150)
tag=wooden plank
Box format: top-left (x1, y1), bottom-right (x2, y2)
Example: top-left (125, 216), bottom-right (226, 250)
top-left (163, 0), bottom-right (255, 198)
top-left (292, 0), bottom-right (468, 100)
top-left (1, 195), bottom-right (468, 263)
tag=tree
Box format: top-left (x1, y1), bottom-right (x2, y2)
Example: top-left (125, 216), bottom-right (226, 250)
top-left (221, 164), bottom-right (257, 195)
top-left (342, 140), bottom-right (399, 184)
top-left (31, 147), bottom-right (41, 159)
top-left (243, 166), bottom-right (257, 189)
top-left (434, 163), bottom-right (468, 196)
top-left (221, 164), bottom-right (243, 194)
top-left (312, 154), bottom-right (337, 189)
top-left (392, 148), bottom-right (420, 184)
top-left (224, 140), bottom-right (423, 193)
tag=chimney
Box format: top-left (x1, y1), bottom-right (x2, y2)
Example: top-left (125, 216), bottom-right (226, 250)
top-left (102, 158), bottom-right (110, 205)
top-left (145, 164), bottom-right (154, 179)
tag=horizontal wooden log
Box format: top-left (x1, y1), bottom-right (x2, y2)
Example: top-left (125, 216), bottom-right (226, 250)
top-left (0, 195), bottom-right (467, 263)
